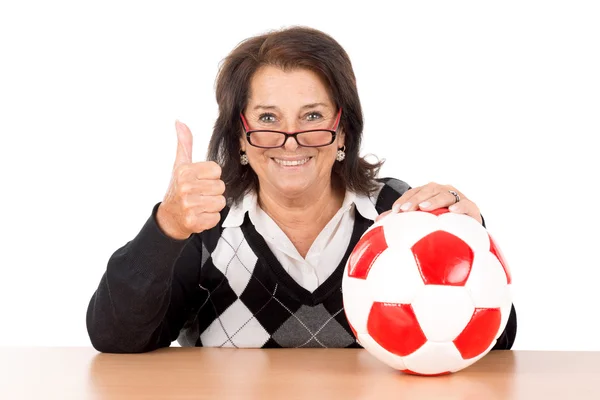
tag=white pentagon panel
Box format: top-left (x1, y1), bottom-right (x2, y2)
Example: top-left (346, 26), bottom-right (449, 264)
top-left (367, 248), bottom-right (425, 304)
top-left (437, 212), bottom-right (490, 252)
top-left (403, 341), bottom-right (469, 374)
top-left (357, 333), bottom-right (407, 370)
top-left (381, 211), bottom-right (439, 249)
top-left (465, 252), bottom-right (511, 308)
top-left (412, 285), bottom-right (475, 342)
top-left (341, 275), bottom-right (373, 334)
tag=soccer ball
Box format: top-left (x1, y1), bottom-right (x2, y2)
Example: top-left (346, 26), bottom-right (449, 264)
top-left (342, 208), bottom-right (512, 376)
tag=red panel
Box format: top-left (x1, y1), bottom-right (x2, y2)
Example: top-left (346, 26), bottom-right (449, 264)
top-left (488, 233), bottom-right (512, 284)
top-left (401, 369), bottom-right (451, 377)
top-left (453, 308), bottom-right (501, 359)
top-left (411, 230), bottom-right (474, 286)
top-left (428, 207), bottom-right (450, 216)
top-left (347, 226), bottom-right (388, 280)
top-left (367, 303), bottom-right (427, 357)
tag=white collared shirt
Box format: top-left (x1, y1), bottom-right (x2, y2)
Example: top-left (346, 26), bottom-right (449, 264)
top-left (222, 189), bottom-right (379, 293)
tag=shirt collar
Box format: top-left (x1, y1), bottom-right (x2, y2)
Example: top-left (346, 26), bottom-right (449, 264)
top-left (222, 188), bottom-right (379, 228)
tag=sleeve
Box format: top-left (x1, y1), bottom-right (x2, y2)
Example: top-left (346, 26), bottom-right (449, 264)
top-left (86, 202), bottom-right (207, 353)
top-left (492, 304), bottom-right (517, 350)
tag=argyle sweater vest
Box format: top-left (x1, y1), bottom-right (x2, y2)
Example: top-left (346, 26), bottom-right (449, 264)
top-left (175, 178), bottom-right (411, 348)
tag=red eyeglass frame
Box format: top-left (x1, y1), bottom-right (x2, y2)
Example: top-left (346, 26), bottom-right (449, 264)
top-left (239, 108), bottom-right (343, 148)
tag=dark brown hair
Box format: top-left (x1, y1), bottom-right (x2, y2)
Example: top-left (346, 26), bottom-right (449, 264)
top-left (207, 26), bottom-right (384, 204)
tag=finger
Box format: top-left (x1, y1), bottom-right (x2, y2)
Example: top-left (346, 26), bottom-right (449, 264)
top-left (185, 211), bottom-right (221, 233)
top-left (417, 190), bottom-right (457, 211)
top-left (174, 120), bottom-right (193, 167)
top-left (177, 161), bottom-right (222, 181)
top-left (182, 195), bottom-right (227, 213)
top-left (393, 184), bottom-right (438, 213)
top-left (192, 161), bottom-right (222, 180)
top-left (448, 199), bottom-right (482, 223)
top-left (179, 179), bottom-right (225, 196)
top-left (391, 187), bottom-right (423, 213)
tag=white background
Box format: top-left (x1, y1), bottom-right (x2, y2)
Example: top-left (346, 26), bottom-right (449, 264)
top-left (1, 0), bottom-right (598, 350)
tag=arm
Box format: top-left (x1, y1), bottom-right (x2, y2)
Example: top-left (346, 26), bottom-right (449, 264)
top-left (492, 304), bottom-right (517, 350)
top-left (86, 202), bottom-right (206, 353)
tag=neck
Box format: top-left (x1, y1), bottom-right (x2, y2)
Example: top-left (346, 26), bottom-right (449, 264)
top-left (257, 179), bottom-right (344, 231)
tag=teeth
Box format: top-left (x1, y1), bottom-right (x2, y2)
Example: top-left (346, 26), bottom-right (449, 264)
top-left (274, 158), bottom-right (310, 166)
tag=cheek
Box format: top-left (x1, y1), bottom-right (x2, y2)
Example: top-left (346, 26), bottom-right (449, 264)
top-left (317, 148), bottom-right (338, 166)
top-left (246, 148), bottom-right (268, 162)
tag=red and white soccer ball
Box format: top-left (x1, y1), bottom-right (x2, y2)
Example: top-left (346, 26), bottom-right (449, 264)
top-left (342, 208), bottom-right (512, 376)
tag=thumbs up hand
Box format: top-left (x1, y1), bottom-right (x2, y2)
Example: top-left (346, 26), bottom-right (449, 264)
top-left (156, 120), bottom-right (226, 240)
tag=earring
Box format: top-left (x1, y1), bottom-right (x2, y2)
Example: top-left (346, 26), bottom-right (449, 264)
top-left (336, 146), bottom-right (346, 162)
top-left (240, 151), bottom-right (249, 165)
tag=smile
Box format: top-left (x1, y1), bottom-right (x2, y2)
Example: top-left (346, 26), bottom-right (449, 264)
top-left (272, 157), bottom-right (312, 166)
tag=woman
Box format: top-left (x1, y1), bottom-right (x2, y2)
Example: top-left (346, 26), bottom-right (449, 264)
top-left (87, 26), bottom-right (517, 353)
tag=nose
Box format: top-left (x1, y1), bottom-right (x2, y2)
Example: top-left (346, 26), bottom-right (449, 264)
top-left (282, 134), bottom-right (300, 151)
top-left (280, 118), bottom-right (301, 151)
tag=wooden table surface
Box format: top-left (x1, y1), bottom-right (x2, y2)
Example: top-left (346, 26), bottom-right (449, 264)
top-left (0, 347), bottom-right (598, 399)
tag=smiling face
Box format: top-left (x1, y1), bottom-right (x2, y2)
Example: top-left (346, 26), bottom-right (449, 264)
top-left (241, 65), bottom-right (344, 199)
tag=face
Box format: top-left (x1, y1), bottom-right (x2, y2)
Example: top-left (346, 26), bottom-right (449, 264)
top-left (241, 65), bottom-right (344, 198)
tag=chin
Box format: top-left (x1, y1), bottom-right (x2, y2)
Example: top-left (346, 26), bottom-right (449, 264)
top-left (270, 176), bottom-right (313, 196)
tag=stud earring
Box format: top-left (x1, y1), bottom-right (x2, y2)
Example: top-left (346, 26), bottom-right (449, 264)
top-left (336, 146), bottom-right (346, 162)
top-left (240, 151), bottom-right (249, 165)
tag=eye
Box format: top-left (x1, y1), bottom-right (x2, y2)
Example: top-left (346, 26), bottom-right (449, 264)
top-left (306, 112), bottom-right (323, 121)
top-left (259, 113), bottom-right (276, 123)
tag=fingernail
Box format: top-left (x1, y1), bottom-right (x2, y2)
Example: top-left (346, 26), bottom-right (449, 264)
top-left (419, 201), bottom-right (431, 209)
top-left (449, 204), bottom-right (458, 212)
top-left (400, 202), bottom-right (412, 212)
top-left (392, 203), bottom-right (401, 213)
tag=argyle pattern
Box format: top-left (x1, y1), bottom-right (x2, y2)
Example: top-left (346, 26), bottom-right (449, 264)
top-left (176, 178), bottom-right (411, 348)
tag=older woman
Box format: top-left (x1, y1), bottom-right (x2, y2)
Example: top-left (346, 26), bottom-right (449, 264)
top-left (87, 27), bottom-right (516, 353)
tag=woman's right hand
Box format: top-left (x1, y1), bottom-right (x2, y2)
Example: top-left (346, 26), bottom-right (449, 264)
top-left (156, 120), bottom-right (227, 240)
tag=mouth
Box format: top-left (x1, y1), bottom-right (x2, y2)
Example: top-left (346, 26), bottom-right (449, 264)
top-left (271, 157), bottom-right (313, 167)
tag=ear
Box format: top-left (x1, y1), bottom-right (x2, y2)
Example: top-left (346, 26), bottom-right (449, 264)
top-left (337, 130), bottom-right (345, 148)
top-left (239, 135), bottom-right (246, 152)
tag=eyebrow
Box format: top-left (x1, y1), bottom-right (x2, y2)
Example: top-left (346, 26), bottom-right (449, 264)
top-left (252, 102), bottom-right (330, 111)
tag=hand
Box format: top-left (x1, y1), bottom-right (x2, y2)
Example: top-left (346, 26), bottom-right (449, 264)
top-left (376, 182), bottom-right (483, 225)
top-left (156, 120), bottom-right (226, 240)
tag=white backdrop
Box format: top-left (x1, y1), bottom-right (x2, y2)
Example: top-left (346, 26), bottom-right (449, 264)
top-left (1, 0), bottom-right (598, 350)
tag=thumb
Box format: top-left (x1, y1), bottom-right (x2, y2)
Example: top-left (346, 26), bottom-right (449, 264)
top-left (174, 120), bottom-right (193, 167)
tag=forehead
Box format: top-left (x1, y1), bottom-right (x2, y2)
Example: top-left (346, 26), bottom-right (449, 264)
top-left (247, 65), bottom-right (333, 108)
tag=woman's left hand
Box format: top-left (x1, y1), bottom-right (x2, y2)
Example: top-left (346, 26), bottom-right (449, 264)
top-left (376, 182), bottom-right (483, 225)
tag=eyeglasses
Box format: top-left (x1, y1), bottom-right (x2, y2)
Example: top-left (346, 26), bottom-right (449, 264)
top-left (240, 109), bottom-right (342, 148)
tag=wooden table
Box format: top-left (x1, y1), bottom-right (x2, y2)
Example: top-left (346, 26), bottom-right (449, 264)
top-left (0, 347), bottom-right (598, 399)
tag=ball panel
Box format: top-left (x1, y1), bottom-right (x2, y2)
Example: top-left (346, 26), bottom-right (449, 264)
top-left (367, 302), bottom-right (427, 357)
top-left (411, 231), bottom-right (474, 286)
top-left (465, 252), bottom-right (511, 308)
top-left (401, 369), bottom-right (451, 377)
top-left (497, 286), bottom-right (513, 339)
top-left (403, 341), bottom-right (469, 375)
top-left (437, 211), bottom-right (491, 251)
top-left (347, 225), bottom-right (387, 280)
top-left (428, 208), bottom-right (450, 216)
top-left (488, 233), bottom-right (512, 284)
top-left (357, 333), bottom-right (407, 370)
top-left (341, 276), bottom-right (372, 333)
top-left (412, 286), bottom-right (475, 342)
top-left (367, 248), bottom-right (425, 304)
top-left (381, 211), bottom-right (439, 249)
top-left (453, 308), bottom-right (501, 359)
